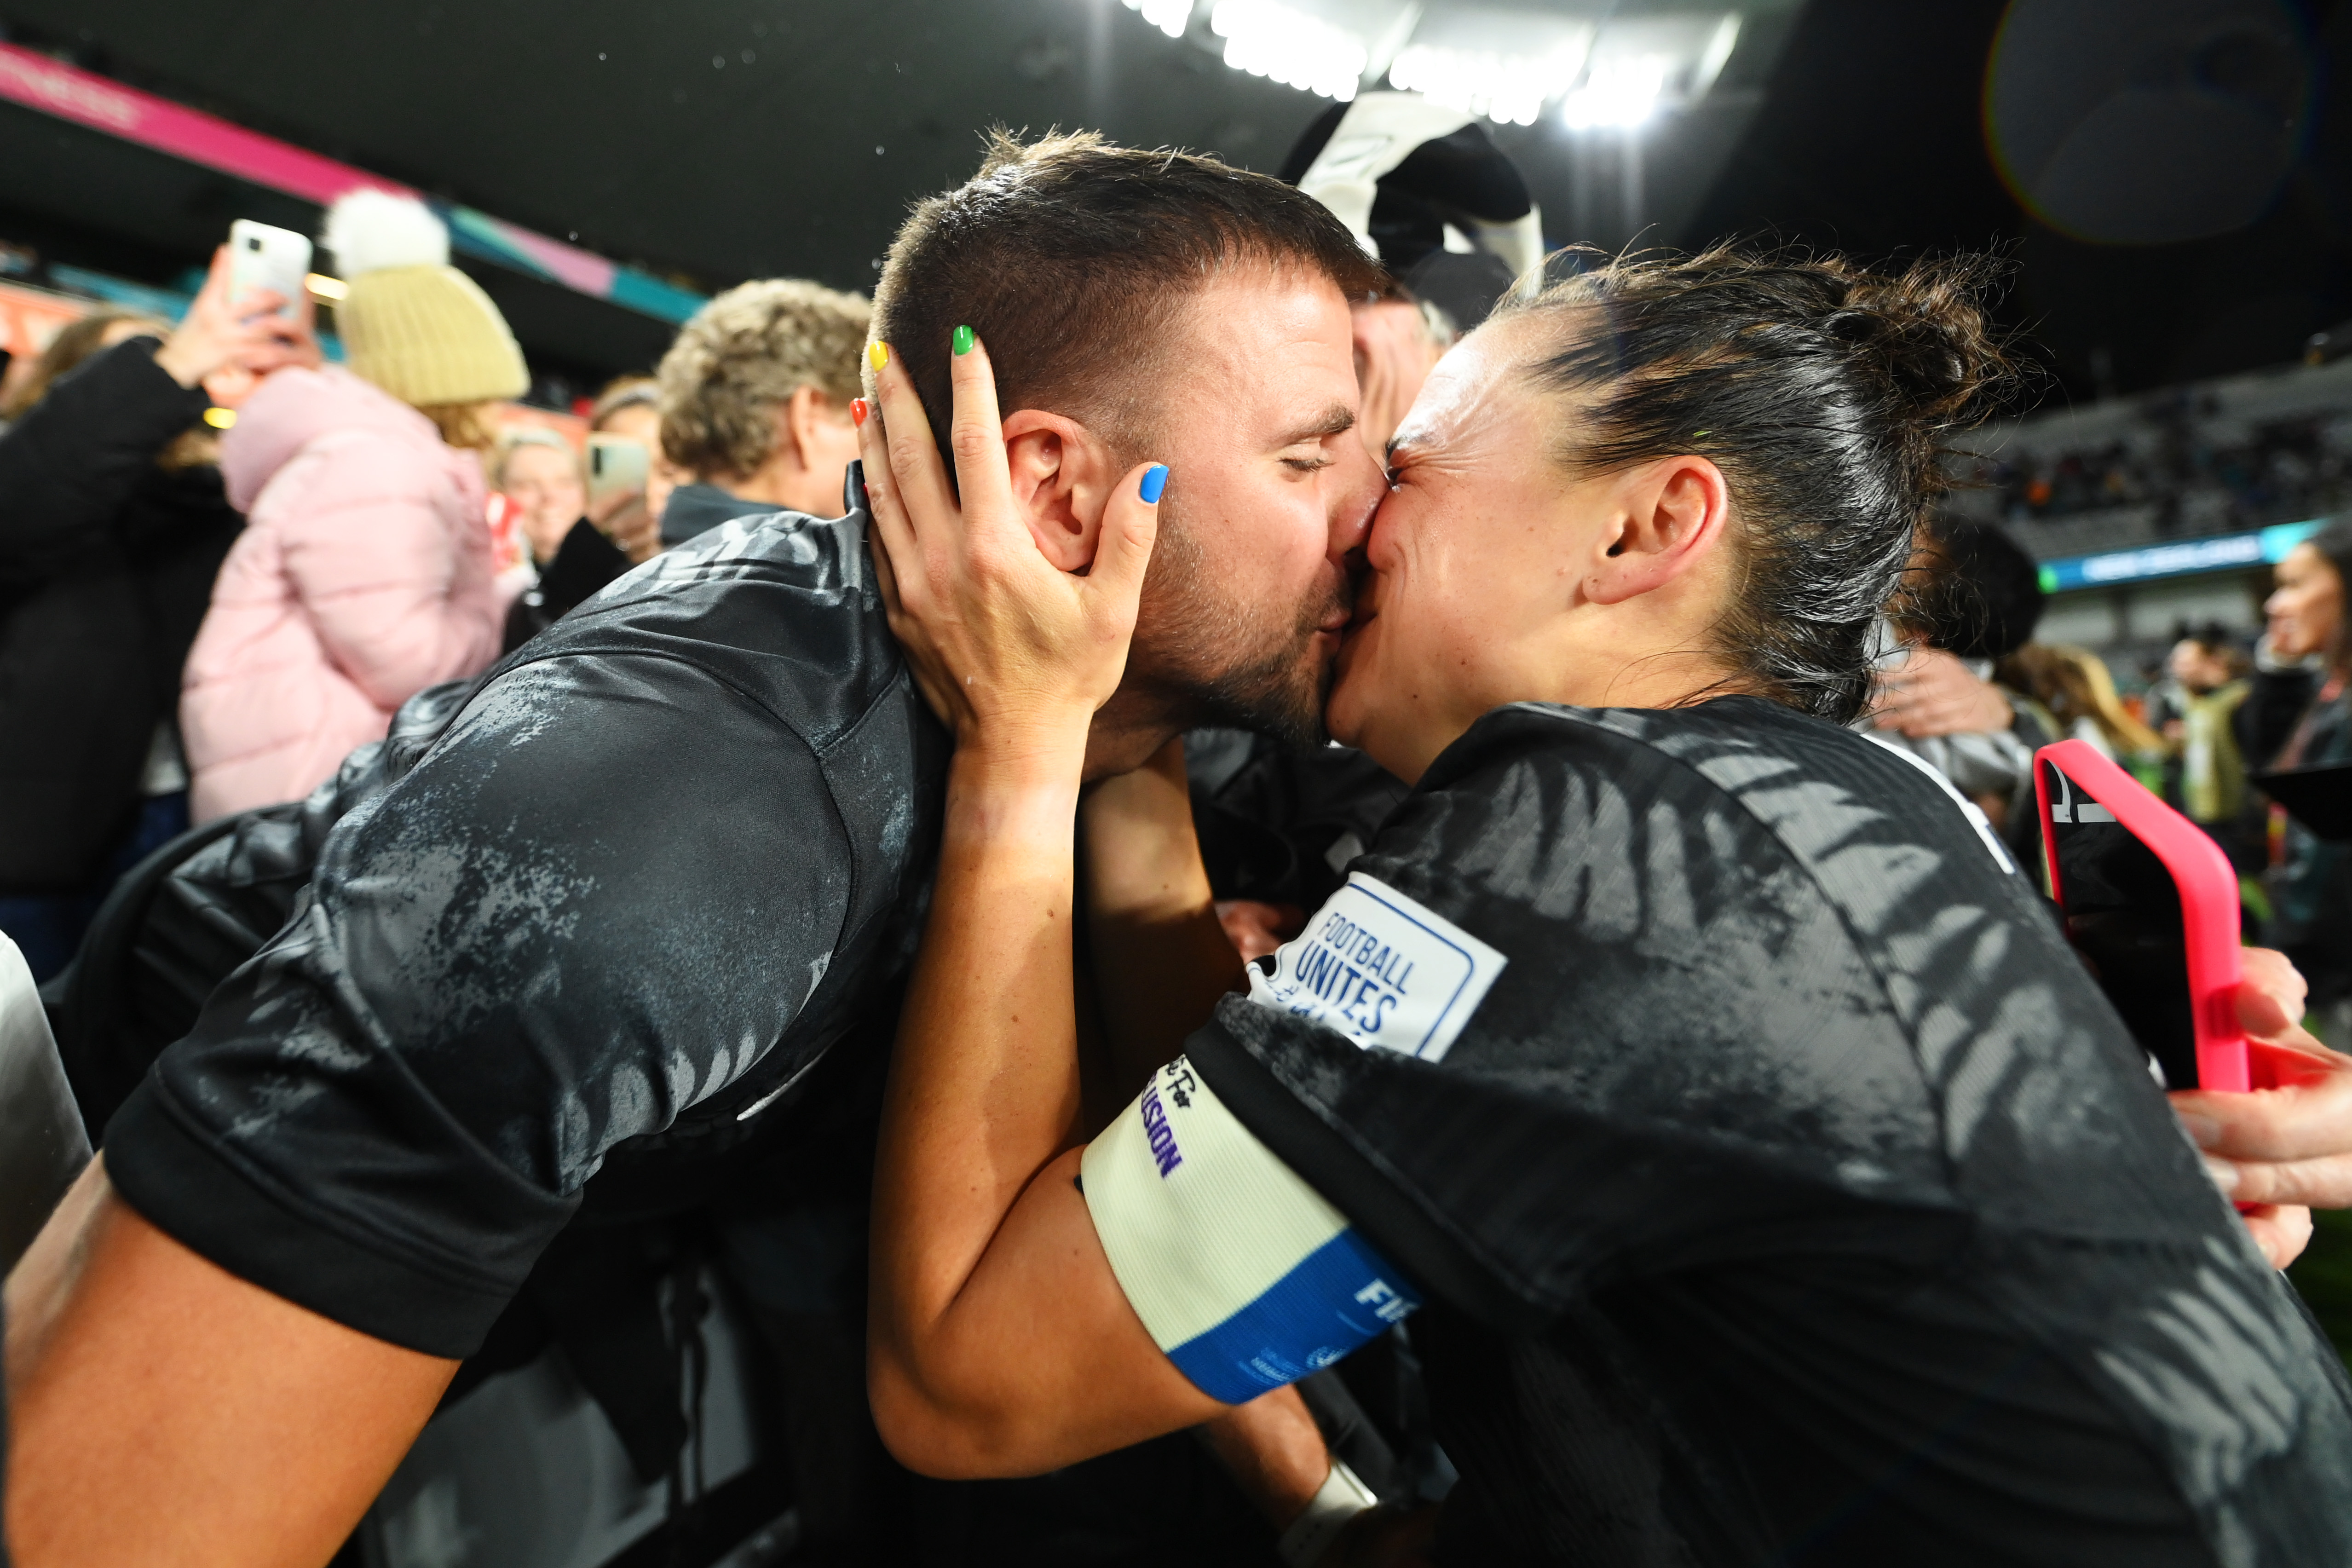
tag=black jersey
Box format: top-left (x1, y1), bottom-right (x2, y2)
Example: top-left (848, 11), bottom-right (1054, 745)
top-left (1182, 698), bottom-right (2352, 1567)
top-left (104, 507), bottom-right (948, 1357)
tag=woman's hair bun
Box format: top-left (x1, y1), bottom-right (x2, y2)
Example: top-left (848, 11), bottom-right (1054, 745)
top-left (1833, 254), bottom-right (2022, 432)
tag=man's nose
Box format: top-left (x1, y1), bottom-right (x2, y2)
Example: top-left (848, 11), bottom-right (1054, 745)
top-left (1326, 447), bottom-right (1383, 559)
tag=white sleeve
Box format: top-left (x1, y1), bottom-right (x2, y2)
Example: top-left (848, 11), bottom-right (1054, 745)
top-left (1081, 1057), bottom-right (1419, 1405)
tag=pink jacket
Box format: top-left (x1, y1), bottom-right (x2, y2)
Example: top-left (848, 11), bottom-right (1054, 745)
top-left (181, 366), bottom-right (501, 822)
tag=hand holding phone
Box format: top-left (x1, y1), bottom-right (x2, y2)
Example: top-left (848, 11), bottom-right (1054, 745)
top-left (152, 236), bottom-right (319, 395)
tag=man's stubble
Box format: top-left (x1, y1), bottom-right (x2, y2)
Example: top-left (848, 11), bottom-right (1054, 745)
top-left (1124, 495), bottom-right (1351, 751)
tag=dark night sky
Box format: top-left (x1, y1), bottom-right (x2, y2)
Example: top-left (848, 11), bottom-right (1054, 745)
top-left (1682, 0), bottom-right (2352, 404)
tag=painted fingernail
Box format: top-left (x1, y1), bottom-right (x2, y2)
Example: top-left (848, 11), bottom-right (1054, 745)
top-left (2177, 1113), bottom-right (2223, 1149)
top-left (851, 398), bottom-right (869, 427)
top-left (952, 324), bottom-right (975, 356)
top-left (2202, 1154), bottom-right (2242, 1195)
top-left (1138, 464), bottom-right (1169, 504)
top-left (868, 341), bottom-right (890, 372)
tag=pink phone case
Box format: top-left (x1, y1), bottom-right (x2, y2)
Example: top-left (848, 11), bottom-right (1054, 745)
top-left (2034, 739), bottom-right (2250, 1093)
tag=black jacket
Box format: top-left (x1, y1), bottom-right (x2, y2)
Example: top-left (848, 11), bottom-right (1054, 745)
top-left (0, 339), bottom-right (239, 889)
top-left (501, 518), bottom-right (634, 654)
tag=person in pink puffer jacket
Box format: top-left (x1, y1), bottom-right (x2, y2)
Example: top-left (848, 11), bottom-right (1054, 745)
top-left (181, 365), bottom-right (502, 820)
top-left (180, 189), bottom-right (530, 821)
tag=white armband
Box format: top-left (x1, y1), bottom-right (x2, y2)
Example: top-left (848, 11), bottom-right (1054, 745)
top-left (1081, 1059), bottom-right (1419, 1405)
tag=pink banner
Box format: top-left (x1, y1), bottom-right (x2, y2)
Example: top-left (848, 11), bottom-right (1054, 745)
top-left (0, 42), bottom-right (409, 208)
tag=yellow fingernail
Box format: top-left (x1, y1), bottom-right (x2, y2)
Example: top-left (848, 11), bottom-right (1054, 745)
top-left (868, 341), bottom-right (889, 372)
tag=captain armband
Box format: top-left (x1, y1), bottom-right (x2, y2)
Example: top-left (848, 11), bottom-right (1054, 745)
top-left (1080, 1058), bottom-right (1420, 1405)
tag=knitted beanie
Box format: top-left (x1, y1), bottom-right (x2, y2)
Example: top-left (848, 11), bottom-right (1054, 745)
top-left (323, 190), bottom-right (529, 406)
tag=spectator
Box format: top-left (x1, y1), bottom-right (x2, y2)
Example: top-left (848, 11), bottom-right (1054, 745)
top-left (494, 417), bottom-right (657, 653)
top-left (0, 251), bottom-right (309, 979)
top-left (490, 428), bottom-right (583, 571)
top-left (583, 375), bottom-right (679, 544)
top-left (654, 278), bottom-right (869, 545)
top-left (1867, 519), bottom-right (2056, 854)
top-left (1999, 641), bottom-right (2165, 773)
top-left (2261, 522), bottom-right (2352, 1039)
top-left (179, 190), bottom-right (522, 822)
top-left (2150, 623), bottom-right (2260, 872)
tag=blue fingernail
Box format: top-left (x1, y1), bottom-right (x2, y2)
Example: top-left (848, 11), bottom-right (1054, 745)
top-left (1139, 464), bottom-right (1169, 504)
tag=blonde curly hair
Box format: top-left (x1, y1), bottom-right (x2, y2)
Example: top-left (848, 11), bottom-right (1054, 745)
top-left (656, 278), bottom-right (870, 480)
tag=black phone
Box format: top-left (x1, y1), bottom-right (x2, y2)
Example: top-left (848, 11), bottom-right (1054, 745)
top-left (2037, 741), bottom-right (2248, 1093)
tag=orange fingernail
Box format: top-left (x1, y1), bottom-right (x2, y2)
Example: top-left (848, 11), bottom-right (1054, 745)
top-left (867, 341), bottom-right (889, 372)
top-left (852, 397), bottom-right (869, 427)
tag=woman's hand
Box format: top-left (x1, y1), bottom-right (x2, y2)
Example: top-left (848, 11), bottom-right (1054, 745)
top-left (154, 245), bottom-right (319, 394)
top-left (2171, 947), bottom-right (2352, 1268)
top-left (857, 330), bottom-right (1163, 758)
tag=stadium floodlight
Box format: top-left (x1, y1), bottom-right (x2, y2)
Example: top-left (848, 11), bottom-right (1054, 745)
top-left (1120, 0), bottom-right (1196, 41)
top-left (1210, 0), bottom-right (1370, 102)
top-left (1559, 56), bottom-right (1668, 130)
top-left (1386, 9), bottom-right (1592, 128)
top-left (1114, 1), bottom-right (1746, 127)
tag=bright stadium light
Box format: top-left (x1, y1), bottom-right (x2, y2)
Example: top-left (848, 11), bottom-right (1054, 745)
top-left (1387, 39), bottom-right (1589, 127)
top-left (1210, 0), bottom-right (1370, 102)
top-left (1560, 55), bottom-right (1668, 131)
top-left (1120, 0), bottom-right (1196, 40)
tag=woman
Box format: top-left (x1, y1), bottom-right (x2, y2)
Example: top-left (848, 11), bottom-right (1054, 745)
top-left (855, 247), bottom-right (2352, 1565)
top-left (0, 253), bottom-right (307, 976)
top-left (180, 190), bottom-right (520, 821)
top-left (495, 407), bottom-right (665, 654)
top-left (2260, 523), bottom-right (2352, 1034)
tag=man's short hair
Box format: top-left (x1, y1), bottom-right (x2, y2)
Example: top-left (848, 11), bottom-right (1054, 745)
top-left (657, 278), bottom-right (871, 478)
top-left (872, 130), bottom-right (1387, 454)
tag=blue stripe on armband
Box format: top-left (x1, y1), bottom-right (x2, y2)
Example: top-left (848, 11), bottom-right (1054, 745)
top-left (1163, 1227), bottom-right (1421, 1405)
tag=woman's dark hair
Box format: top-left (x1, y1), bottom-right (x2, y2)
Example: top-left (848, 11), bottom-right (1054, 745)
top-left (0, 307), bottom-right (169, 421)
top-left (2301, 519), bottom-right (2352, 675)
top-left (1505, 244), bottom-right (2023, 724)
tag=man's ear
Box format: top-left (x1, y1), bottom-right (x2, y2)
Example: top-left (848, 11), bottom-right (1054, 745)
top-left (1584, 456), bottom-right (1731, 606)
top-left (1001, 409), bottom-right (1115, 572)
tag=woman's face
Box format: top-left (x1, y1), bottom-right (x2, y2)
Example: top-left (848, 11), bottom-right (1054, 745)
top-left (1326, 315), bottom-right (1736, 782)
top-left (2266, 543), bottom-right (2342, 663)
top-left (502, 443), bottom-right (586, 564)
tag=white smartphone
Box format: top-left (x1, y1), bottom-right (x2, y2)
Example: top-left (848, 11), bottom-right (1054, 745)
top-left (227, 219), bottom-right (312, 321)
top-left (587, 433), bottom-right (650, 507)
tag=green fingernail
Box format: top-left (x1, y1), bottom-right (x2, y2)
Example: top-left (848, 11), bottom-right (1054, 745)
top-left (952, 324), bottom-right (975, 356)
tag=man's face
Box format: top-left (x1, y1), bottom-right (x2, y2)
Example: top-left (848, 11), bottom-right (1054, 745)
top-left (1122, 271), bottom-right (1384, 746)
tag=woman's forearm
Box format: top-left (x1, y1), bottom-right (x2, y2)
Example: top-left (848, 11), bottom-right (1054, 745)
top-left (871, 738), bottom-right (1091, 1383)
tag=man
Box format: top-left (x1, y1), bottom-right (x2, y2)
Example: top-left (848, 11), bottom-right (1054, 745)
top-left (656, 277), bottom-right (872, 545)
top-left (3, 133), bottom-right (1387, 1565)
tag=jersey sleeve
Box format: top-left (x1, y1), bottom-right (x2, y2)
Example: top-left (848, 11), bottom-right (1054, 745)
top-left (103, 651), bottom-right (862, 1358)
top-left (1081, 1058), bottom-right (1419, 1405)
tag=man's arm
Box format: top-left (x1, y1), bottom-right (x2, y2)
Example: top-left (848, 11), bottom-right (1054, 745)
top-left (1080, 738), bottom-right (1250, 1102)
top-left (4, 1160), bottom-right (454, 1568)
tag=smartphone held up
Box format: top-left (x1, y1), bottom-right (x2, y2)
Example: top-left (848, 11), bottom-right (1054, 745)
top-left (227, 219), bottom-right (311, 321)
top-left (2036, 740), bottom-right (2260, 1095)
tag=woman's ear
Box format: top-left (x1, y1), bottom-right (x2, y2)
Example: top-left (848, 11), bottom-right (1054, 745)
top-left (1002, 409), bottom-right (1114, 572)
top-left (1585, 455), bottom-right (1731, 605)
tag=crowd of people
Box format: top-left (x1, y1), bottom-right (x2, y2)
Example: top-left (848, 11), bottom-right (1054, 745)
top-left (5, 110), bottom-right (2352, 1568)
top-left (1954, 391), bottom-right (2352, 539)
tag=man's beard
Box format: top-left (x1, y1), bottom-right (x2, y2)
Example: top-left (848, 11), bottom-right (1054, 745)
top-left (1128, 511), bottom-right (1351, 750)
